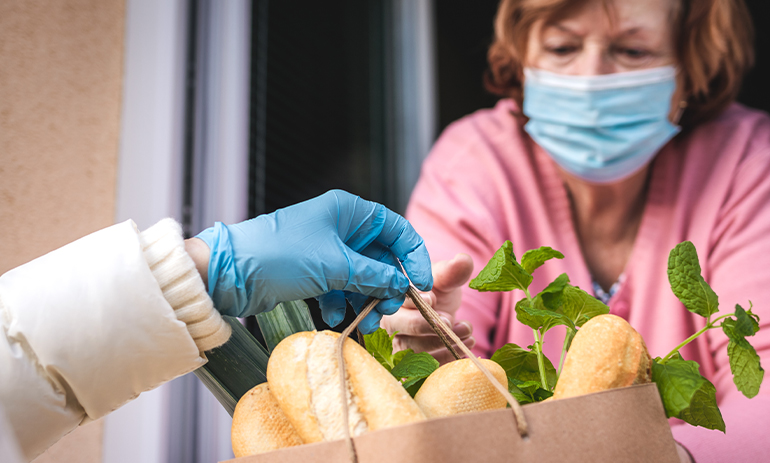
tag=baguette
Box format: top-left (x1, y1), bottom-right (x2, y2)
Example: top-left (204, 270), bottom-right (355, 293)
top-left (266, 330), bottom-right (426, 444)
top-left (552, 314), bottom-right (651, 400)
top-left (230, 383), bottom-right (303, 457)
top-left (414, 358), bottom-right (508, 418)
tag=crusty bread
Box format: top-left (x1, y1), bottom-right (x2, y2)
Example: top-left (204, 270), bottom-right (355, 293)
top-left (266, 330), bottom-right (426, 444)
top-left (553, 314), bottom-right (651, 400)
top-left (414, 358), bottom-right (508, 418)
top-left (231, 383), bottom-right (303, 457)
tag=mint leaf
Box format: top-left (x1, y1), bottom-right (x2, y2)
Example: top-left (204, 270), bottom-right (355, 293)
top-left (511, 379), bottom-right (543, 394)
top-left (391, 352), bottom-right (440, 397)
top-left (652, 356), bottom-right (704, 417)
top-left (726, 339), bottom-right (763, 399)
top-left (509, 384), bottom-right (536, 404)
top-left (561, 285), bottom-right (610, 328)
top-left (677, 379), bottom-right (726, 432)
top-left (667, 241), bottom-right (719, 318)
top-left (540, 273), bottom-right (570, 295)
top-left (744, 303), bottom-right (760, 334)
top-left (652, 357), bottom-right (725, 431)
top-left (364, 328), bottom-right (397, 371)
top-left (533, 387), bottom-right (554, 402)
top-left (521, 246), bottom-right (564, 275)
top-left (538, 273), bottom-right (570, 311)
top-left (404, 378), bottom-right (428, 397)
top-left (721, 304), bottom-right (764, 398)
top-left (469, 241), bottom-right (533, 292)
top-left (733, 303), bottom-right (759, 337)
top-left (519, 297), bottom-right (575, 333)
top-left (509, 379), bottom-right (553, 404)
top-left (514, 299), bottom-right (542, 331)
top-left (392, 348), bottom-right (412, 367)
top-left (391, 352), bottom-right (439, 378)
top-left (491, 343), bottom-right (557, 390)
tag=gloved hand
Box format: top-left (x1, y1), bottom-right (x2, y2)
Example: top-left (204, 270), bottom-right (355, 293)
top-left (195, 190), bottom-right (433, 333)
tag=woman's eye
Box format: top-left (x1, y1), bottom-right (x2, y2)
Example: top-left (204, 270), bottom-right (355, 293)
top-left (546, 45), bottom-right (578, 56)
top-left (614, 47), bottom-right (650, 59)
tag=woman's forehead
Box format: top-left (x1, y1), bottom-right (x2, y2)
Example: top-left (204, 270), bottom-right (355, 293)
top-left (544, 0), bottom-right (675, 37)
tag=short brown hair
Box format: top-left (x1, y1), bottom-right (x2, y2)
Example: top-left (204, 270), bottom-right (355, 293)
top-left (484, 0), bottom-right (755, 128)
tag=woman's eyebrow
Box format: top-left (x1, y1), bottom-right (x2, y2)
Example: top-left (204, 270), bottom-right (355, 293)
top-left (549, 23), bottom-right (584, 36)
top-left (617, 27), bottom-right (643, 37)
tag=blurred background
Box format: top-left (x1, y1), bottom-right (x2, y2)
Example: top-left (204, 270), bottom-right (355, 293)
top-left (0, 0), bottom-right (767, 462)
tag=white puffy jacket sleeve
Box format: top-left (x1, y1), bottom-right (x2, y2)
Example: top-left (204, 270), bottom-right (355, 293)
top-left (0, 219), bottom-right (231, 461)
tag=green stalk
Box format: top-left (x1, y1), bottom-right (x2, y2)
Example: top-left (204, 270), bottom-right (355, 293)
top-left (533, 329), bottom-right (548, 389)
top-left (523, 288), bottom-right (549, 390)
top-left (660, 312), bottom-right (734, 364)
top-left (557, 328), bottom-right (575, 377)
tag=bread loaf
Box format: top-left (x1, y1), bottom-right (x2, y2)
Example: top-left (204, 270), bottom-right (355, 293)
top-left (553, 314), bottom-right (651, 400)
top-left (414, 358), bottom-right (508, 418)
top-left (231, 383), bottom-right (303, 457)
top-left (266, 330), bottom-right (426, 444)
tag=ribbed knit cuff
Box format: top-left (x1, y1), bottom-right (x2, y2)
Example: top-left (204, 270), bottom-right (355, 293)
top-left (139, 219), bottom-right (231, 352)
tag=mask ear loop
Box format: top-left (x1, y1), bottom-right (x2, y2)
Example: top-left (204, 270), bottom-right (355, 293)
top-left (673, 100), bottom-right (688, 125)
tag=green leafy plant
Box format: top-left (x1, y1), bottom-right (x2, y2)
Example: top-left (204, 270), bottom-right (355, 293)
top-left (364, 329), bottom-right (439, 397)
top-left (650, 241), bottom-right (764, 431)
top-left (469, 240), bottom-right (763, 432)
top-left (470, 241), bottom-right (609, 392)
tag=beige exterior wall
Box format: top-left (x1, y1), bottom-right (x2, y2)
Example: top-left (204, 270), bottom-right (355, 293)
top-left (0, 0), bottom-right (127, 461)
top-left (0, 0), bottom-right (125, 272)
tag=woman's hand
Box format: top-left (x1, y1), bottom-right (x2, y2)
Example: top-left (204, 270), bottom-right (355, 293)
top-left (381, 253), bottom-right (476, 364)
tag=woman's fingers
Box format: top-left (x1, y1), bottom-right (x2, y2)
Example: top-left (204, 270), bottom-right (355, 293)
top-left (392, 331), bottom-right (474, 354)
top-left (392, 321), bottom-right (474, 352)
top-left (383, 308), bottom-right (460, 336)
top-left (399, 290), bottom-right (435, 310)
top-left (379, 253), bottom-right (477, 364)
top-left (432, 253), bottom-right (475, 292)
top-left (425, 254), bottom-right (474, 315)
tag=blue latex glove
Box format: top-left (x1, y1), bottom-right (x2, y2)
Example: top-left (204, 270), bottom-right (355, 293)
top-left (195, 190), bottom-right (433, 333)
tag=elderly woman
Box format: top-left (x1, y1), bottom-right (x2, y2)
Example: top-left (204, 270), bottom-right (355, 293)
top-left (384, 0), bottom-right (768, 461)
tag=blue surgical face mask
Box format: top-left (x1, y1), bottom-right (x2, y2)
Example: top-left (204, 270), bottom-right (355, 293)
top-left (522, 66), bottom-right (681, 184)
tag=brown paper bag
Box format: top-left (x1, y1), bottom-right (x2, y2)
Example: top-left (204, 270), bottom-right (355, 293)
top-left (223, 383), bottom-right (679, 463)
top-left (224, 289), bottom-right (681, 463)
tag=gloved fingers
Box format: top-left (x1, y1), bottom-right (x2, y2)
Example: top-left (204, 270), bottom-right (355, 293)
top-left (330, 191), bottom-right (385, 252)
top-left (372, 208), bottom-right (433, 292)
top-left (341, 249), bottom-right (410, 299)
top-left (356, 242), bottom-right (427, 309)
top-left (400, 244), bottom-right (433, 292)
top-left (345, 291), bottom-right (369, 313)
top-left (345, 292), bottom-right (402, 322)
top-left (359, 240), bottom-right (400, 266)
top-left (318, 290), bottom-right (347, 327)
top-left (374, 294), bottom-right (405, 316)
top-left (326, 190), bottom-right (432, 292)
top-left (358, 241), bottom-right (422, 297)
top-left (356, 306), bottom-right (384, 335)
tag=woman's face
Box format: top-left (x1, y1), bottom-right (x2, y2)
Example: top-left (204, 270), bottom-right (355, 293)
top-left (525, 0), bottom-right (677, 75)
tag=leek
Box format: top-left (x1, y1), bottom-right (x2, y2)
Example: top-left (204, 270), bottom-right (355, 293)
top-left (195, 300), bottom-right (316, 416)
top-left (194, 316), bottom-right (270, 416)
top-left (256, 299), bottom-right (316, 351)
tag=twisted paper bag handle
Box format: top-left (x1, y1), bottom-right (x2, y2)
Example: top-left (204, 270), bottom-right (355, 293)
top-left (335, 268), bottom-right (530, 463)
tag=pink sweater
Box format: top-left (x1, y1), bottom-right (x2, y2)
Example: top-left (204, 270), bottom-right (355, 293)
top-left (406, 99), bottom-right (770, 461)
